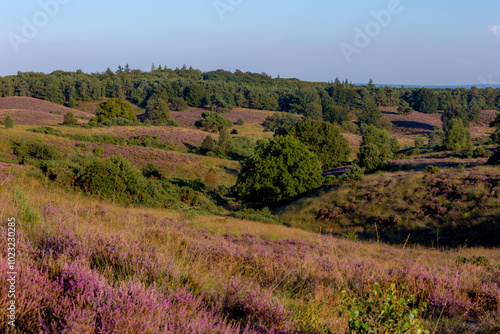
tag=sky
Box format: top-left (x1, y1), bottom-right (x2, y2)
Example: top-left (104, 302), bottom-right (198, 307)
top-left (1, 0), bottom-right (499, 86)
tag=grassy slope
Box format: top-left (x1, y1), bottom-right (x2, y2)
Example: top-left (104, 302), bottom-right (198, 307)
top-left (0, 173), bottom-right (499, 333)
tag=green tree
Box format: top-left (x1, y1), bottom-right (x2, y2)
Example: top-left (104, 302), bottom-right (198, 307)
top-left (234, 135), bottom-right (322, 205)
top-left (170, 97), bottom-right (189, 111)
top-left (441, 102), bottom-right (469, 130)
top-left (63, 111), bottom-right (78, 126)
top-left (146, 99), bottom-right (171, 125)
top-left (288, 119), bottom-right (351, 169)
top-left (4, 115), bottom-right (14, 129)
top-left (428, 126), bottom-right (444, 149)
top-left (358, 96), bottom-right (381, 126)
top-left (236, 117), bottom-right (245, 125)
top-left (444, 119), bottom-right (471, 151)
top-left (397, 100), bottom-right (414, 115)
top-left (323, 105), bottom-right (350, 125)
top-left (94, 98), bottom-right (137, 124)
top-left (216, 128), bottom-right (232, 156)
top-left (198, 111), bottom-right (231, 133)
top-left (183, 84), bottom-right (208, 107)
top-left (358, 125), bottom-right (400, 171)
top-left (412, 88), bottom-right (438, 114)
top-left (200, 135), bottom-right (216, 153)
top-left (303, 102), bottom-right (323, 120)
top-left (490, 112), bottom-right (500, 144)
top-left (262, 113), bottom-right (299, 135)
top-left (467, 100), bottom-right (482, 122)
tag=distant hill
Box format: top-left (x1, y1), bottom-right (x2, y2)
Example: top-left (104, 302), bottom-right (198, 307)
top-left (0, 97), bottom-right (94, 125)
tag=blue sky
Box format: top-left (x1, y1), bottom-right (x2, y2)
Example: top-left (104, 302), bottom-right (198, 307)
top-left (1, 0), bottom-right (499, 85)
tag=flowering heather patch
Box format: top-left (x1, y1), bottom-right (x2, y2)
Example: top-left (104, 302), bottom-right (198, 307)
top-left (172, 107), bottom-right (273, 128)
top-left (0, 96), bottom-right (94, 118)
top-left (95, 126), bottom-right (210, 148)
top-left (1, 179), bottom-right (499, 333)
top-left (381, 108), bottom-right (442, 135)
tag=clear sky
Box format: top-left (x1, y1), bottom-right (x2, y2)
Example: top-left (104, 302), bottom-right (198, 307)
top-left (1, 0), bottom-right (499, 86)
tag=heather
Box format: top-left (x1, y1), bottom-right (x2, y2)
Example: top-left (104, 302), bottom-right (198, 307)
top-left (280, 166), bottom-right (500, 247)
top-left (0, 177), bottom-right (499, 333)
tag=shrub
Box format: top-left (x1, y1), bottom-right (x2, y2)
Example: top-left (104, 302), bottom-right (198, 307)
top-left (200, 135), bottom-right (216, 153)
top-left (27, 126), bottom-right (63, 136)
top-left (358, 125), bottom-right (399, 171)
top-left (376, 116), bottom-right (393, 132)
top-left (170, 97), bottom-right (189, 112)
top-left (4, 115), bottom-right (14, 129)
top-left (230, 207), bottom-right (280, 224)
top-left (94, 98), bottom-right (137, 124)
top-left (234, 135), bottom-right (323, 205)
top-left (428, 127), bottom-right (444, 149)
top-left (397, 100), bottom-right (414, 115)
top-left (340, 165), bottom-right (365, 182)
top-left (236, 117), bottom-right (244, 125)
top-left (231, 129), bottom-right (238, 135)
top-left (106, 117), bottom-right (138, 127)
top-left (197, 111), bottom-right (231, 133)
top-left (491, 128), bottom-right (500, 145)
top-left (262, 113), bottom-right (299, 135)
top-left (145, 99), bottom-right (171, 125)
top-left (75, 155), bottom-right (147, 204)
top-left (424, 165), bottom-right (441, 174)
top-left (444, 119), bottom-right (471, 151)
top-left (63, 111), bottom-right (78, 126)
top-left (288, 119), bottom-right (351, 169)
top-left (12, 139), bottom-right (62, 162)
top-left (340, 282), bottom-right (429, 334)
top-left (473, 147), bottom-right (492, 158)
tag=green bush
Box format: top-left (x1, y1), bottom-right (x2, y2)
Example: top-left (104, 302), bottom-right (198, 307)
top-left (490, 128), bottom-right (500, 145)
top-left (75, 155), bottom-right (147, 204)
top-left (473, 147), bottom-right (492, 158)
top-left (197, 111), bottom-right (232, 133)
top-left (358, 125), bottom-right (400, 172)
top-left (262, 113), bottom-right (299, 135)
top-left (12, 139), bottom-right (62, 162)
top-left (234, 135), bottom-right (323, 205)
top-left (94, 98), bottom-right (137, 124)
top-left (444, 119), bottom-right (471, 151)
top-left (4, 115), bottom-right (14, 129)
top-left (170, 97), bottom-right (189, 111)
top-left (107, 117), bottom-right (139, 126)
top-left (27, 126), bottom-right (63, 136)
top-left (236, 117), bottom-right (245, 125)
top-left (63, 111), bottom-right (78, 126)
top-left (288, 119), bottom-right (351, 169)
top-left (424, 165), bottom-right (441, 174)
top-left (340, 282), bottom-right (429, 334)
top-left (231, 207), bottom-right (280, 224)
top-left (340, 165), bottom-right (365, 182)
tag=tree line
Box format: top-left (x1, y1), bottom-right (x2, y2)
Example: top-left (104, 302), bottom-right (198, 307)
top-left (1, 66), bottom-right (499, 127)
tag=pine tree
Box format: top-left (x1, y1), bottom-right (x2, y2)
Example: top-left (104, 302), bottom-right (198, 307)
top-left (4, 115), bottom-right (14, 129)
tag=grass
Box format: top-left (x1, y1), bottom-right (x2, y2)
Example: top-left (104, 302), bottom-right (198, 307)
top-left (0, 171), bottom-right (498, 333)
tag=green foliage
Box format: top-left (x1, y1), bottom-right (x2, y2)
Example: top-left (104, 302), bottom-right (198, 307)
top-left (27, 126), bottom-right (63, 136)
top-left (428, 126), bottom-right (444, 149)
top-left (424, 165), bottom-right (441, 174)
top-left (323, 105), bottom-right (350, 125)
top-left (216, 128), bottom-right (232, 156)
top-left (142, 162), bottom-right (163, 179)
top-left (442, 102), bottom-right (469, 130)
top-left (303, 102), bottom-right (323, 120)
top-left (146, 99), bottom-right (171, 125)
top-left (288, 119), bottom-right (351, 169)
top-left (94, 98), bottom-right (137, 124)
top-left (412, 88), bottom-right (438, 114)
top-left (491, 128), bottom-right (500, 145)
top-left (197, 111), bottom-right (232, 133)
top-left (183, 84), bottom-right (208, 107)
top-left (230, 207), bottom-right (280, 224)
top-left (375, 116), bottom-right (393, 132)
top-left (455, 255), bottom-right (490, 267)
top-left (444, 119), bottom-right (471, 151)
top-left (472, 147), bottom-right (492, 158)
top-left (358, 126), bottom-right (399, 171)
top-left (397, 100), bottom-right (414, 115)
top-left (467, 100), bottom-right (482, 122)
top-left (358, 96), bottom-right (381, 126)
top-left (12, 139), bottom-right (62, 162)
top-left (75, 155), bottom-right (146, 203)
top-left (229, 136), bottom-right (255, 160)
top-left (414, 136), bottom-right (427, 148)
top-left (262, 113), bottom-right (299, 135)
top-left (236, 117), bottom-right (245, 125)
top-left (234, 135), bottom-right (323, 205)
top-left (340, 282), bottom-right (429, 334)
top-left (200, 135), bottom-right (216, 153)
top-left (340, 165), bottom-right (365, 182)
top-left (63, 111), bottom-right (78, 126)
top-left (107, 117), bottom-right (139, 126)
top-left (170, 97), bottom-right (189, 111)
top-left (4, 115), bottom-right (14, 129)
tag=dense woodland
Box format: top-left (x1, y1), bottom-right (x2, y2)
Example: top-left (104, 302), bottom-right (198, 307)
top-left (1, 66), bottom-right (500, 124)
